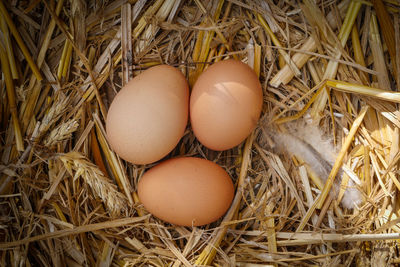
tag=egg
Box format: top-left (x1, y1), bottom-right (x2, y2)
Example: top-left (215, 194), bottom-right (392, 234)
top-left (106, 65), bottom-right (189, 164)
top-left (138, 157), bottom-right (234, 226)
top-left (190, 59), bottom-right (263, 151)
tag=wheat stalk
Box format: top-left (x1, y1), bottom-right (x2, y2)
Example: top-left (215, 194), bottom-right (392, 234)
top-left (34, 94), bottom-right (70, 140)
top-left (58, 151), bottom-right (127, 216)
top-left (44, 120), bottom-right (79, 147)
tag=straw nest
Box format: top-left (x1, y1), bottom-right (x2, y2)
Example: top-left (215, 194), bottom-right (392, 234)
top-left (1, 0), bottom-right (400, 266)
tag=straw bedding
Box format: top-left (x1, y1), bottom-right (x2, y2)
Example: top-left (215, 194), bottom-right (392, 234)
top-left (1, 0), bottom-right (400, 266)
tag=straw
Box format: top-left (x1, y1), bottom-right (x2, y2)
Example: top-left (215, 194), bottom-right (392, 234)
top-left (2, 1), bottom-right (400, 265)
top-left (372, 0), bottom-right (397, 77)
top-left (121, 2), bottom-right (133, 86)
top-left (297, 105), bottom-right (368, 231)
top-left (0, 16), bottom-right (18, 79)
top-left (0, 216), bottom-right (149, 249)
top-left (0, 0), bottom-right (42, 81)
top-left (0, 40), bottom-right (23, 151)
top-left (257, 13), bottom-right (301, 77)
top-left (310, 0), bottom-right (362, 120)
top-left (369, 13), bottom-right (391, 90)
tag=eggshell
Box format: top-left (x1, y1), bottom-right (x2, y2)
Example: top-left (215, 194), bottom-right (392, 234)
top-left (106, 65), bottom-right (189, 164)
top-left (190, 59), bottom-right (263, 151)
top-left (138, 157), bottom-right (234, 226)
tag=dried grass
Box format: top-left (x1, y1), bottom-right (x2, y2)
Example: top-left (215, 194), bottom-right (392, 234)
top-left (1, 0), bottom-right (400, 266)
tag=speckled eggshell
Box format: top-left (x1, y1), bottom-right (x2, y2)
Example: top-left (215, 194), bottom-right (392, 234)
top-left (137, 157), bottom-right (234, 226)
top-left (190, 59), bottom-right (263, 151)
top-left (106, 65), bottom-right (189, 164)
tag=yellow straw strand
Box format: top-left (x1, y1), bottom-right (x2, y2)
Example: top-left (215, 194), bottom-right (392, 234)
top-left (257, 13), bottom-right (301, 77)
top-left (311, 0), bottom-right (362, 120)
top-left (57, 40), bottom-right (69, 80)
top-left (0, 15), bottom-right (18, 79)
top-left (0, 0), bottom-right (42, 81)
top-left (62, 40), bottom-right (73, 78)
top-left (0, 42), bottom-right (24, 151)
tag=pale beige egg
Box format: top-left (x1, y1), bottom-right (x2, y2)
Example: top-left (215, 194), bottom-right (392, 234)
top-left (190, 59), bottom-right (263, 151)
top-left (106, 65), bottom-right (189, 164)
top-left (138, 157), bottom-right (234, 226)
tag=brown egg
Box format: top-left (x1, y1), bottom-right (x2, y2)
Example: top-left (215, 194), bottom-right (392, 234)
top-left (190, 59), bottom-right (263, 151)
top-left (138, 157), bottom-right (234, 226)
top-left (106, 65), bottom-right (189, 164)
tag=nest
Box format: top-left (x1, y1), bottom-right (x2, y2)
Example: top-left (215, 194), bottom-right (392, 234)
top-left (1, 0), bottom-right (400, 266)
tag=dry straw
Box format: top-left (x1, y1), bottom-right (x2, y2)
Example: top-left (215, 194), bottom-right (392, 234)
top-left (1, 0), bottom-right (400, 266)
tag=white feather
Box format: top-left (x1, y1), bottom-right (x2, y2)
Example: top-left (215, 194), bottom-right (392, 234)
top-left (340, 182), bottom-right (362, 209)
top-left (271, 121), bottom-right (363, 209)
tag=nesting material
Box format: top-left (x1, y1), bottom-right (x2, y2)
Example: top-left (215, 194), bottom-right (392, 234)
top-left (271, 119), bottom-right (363, 209)
top-left (1, 0), bottom-right (400, 266)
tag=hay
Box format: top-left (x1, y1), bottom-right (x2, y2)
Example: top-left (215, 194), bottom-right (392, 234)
top-left (1, 0), bottom-right (400, 265)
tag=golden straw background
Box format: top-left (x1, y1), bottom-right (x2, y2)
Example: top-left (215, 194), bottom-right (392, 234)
top-left (1, 0), bottom-right (400, 265)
